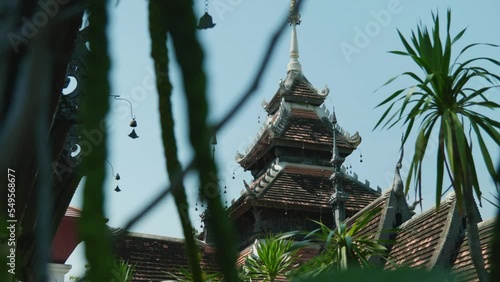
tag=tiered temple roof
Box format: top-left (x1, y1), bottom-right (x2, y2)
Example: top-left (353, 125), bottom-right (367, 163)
top-left (236, 98), bottom-right (361, 171)
top-left (385, 194), bottom-right (464, 270)
top-left (214, 8), bottom-right (392, 252)
top-left (263, 70), bottom-right (329, 114)
top-left (229, 162), bottom-right (380, 219)
top-left (115, 232), bottom-right (219, 281)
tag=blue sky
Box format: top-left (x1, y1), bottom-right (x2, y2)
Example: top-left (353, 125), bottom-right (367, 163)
top-left (66, 0), bottom-right (500, 277)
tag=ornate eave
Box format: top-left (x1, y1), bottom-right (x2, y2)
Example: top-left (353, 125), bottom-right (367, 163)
top-left (235, 101), bottom-right (361, 170)
top-left (228, 162), bottom-right (380, 220)
top-left (262, 71), bottom-right (329, 115)
top-left (235, 100), bottom-right (290, 166)
top-left (251, 160), bottom-right (285, 196)
top-left (315, 104), bottom-right (362, 148)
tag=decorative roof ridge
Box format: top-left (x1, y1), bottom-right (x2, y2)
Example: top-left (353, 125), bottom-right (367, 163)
top-left (115, 229), bottom-right (216, 251)
top-left (269, 100), bottom-right (291, 137)
top-left (399, 192), bottom-right (456, 230)
top-left (238, 242), bottom-right (255, 254)
top-left (342, 171), bottom-right (380, 194)
top-left (281, 71), bottom-right (329, 98)
top-left (227, 191), bottom-right (253, 219)
top-left (344, 188), bottom-right (392, 227)
top-left (428, 193), bottom-right (461, 269)
top-left (317, 104), bottom-right (362, 147)
top-left (391, 138), bottom-right (405, 197)
top-left (65, 206), bottom-right (82, 218)
top-left (117, 230), bottom-right (186, 243)
top-left (285, 162), bottom-right (334, 172)
top-left (235, 100), bottom-right (291, 163)
top-left (251, 159), bottom-right (287, 197)
top-left (262, 72), bottom-right (330, 112)
top-left (477, 217), bottom-right (496, 228)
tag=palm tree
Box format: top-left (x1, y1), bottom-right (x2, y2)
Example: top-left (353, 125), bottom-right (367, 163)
top-left (243, 233), bottom-right (307, 282)
top-left (166, 268), bottom-right (222, 282)
top-left (71, 261), bottom-right (135, 282)
top-left (294, 208), bottom-right (388, 278)
top-left (374, 10), bottom-right (500, 282)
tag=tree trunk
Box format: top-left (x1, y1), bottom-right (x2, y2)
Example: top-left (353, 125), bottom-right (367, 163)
top-left (489, 165), bottom-right (500, 281)
top-left (463, 167), bottom-right (489, 282)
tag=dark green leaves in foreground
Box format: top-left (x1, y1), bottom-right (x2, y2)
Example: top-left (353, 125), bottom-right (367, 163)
top-left (293, 268), bottom-right (455, 282)
top-left (148, 0), bottom-right (203, 281)
top-left (243, 232), bottom-right (307, 281)
top-left (149, 1), bottom-right (239, 281)
top-left (79, 0), bottom-right (114, 281)
top-left (374, 10), bottom-right (499, 282)
top-left (374, 9), bottom-right (500, 209)
top-left (295, 208), bottom-right (388, 278)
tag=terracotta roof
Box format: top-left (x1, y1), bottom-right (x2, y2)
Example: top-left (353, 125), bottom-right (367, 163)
top-left (265, 71), bottom-right (328, 115)
top-left (255, 164), bottom-right (379, 213)
top-left (65, 206), bottom-right (81, 218)
top-left (295, 246), bottom-right (321, 264)
top-left (236, 244), bottom-right (253, 267)
top-left (234, 239), bottom-right (320, 278)
top-left (51, 206), bottom-right (82, 263)
top-left (452, 218), bottom-right (496, 281)
top-left (236, 104), bottom-right (361, 169)
top-left (115, 232), bottom-right (218, 281)
top-left (281, 116), bottom-right (331, 146)
top-left (385, 195), bottom-right (457, 270)
top-left (344, 190), bottom-right (392, 239)
top-left (229, 163), bottom-right (379, 222)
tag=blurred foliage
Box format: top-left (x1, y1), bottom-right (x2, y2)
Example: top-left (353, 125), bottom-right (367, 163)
top-left (79, 0), bottom-right (114, 281)
top-left (374, 10), bottom-right (500, 282)
top-left (242, 232), bottom-right (308, 281)
top-left (2, 1), bottom-right (499, 281)
top-left (148, 0), bottom-right (203, 280)
top-left (71, 261), bottom-right (135, 282)
top-left (293, 268), bottom-right (455, 282)
top-left (165, 267), bottom-right (222, 282)
top-left (294, 208), bottom-right (388, 278)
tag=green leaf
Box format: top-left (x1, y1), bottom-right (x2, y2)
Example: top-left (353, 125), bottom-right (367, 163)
top-left (471, 122), bottom-right (497, 180)
top-left (436, 121), bottom-right (446, 207)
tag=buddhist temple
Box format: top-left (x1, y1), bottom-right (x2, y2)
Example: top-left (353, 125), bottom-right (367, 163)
top-left (111, 2), bottom-right (495, 281)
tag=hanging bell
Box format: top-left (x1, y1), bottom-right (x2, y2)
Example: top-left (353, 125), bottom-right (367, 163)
top-left (130, 119), bottom-right (137, 128)
top-left (197, 12), bottom-right (216, 30)
top-left (114, 185), bottom-right (121, 192)
top-left (115, 173), bottom-right (121, 181)
top-left (129, 129), bottom-right (139, 139)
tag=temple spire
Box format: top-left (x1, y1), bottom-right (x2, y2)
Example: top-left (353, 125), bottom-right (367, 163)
top-left (392, 137), bottom-right (405, 197)
top-left (329, 108), bottom-right (348, 227)
top-left (287, 0), bottom-right (302, 73)
top-left (330, 109), bottom-right (343, 171)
